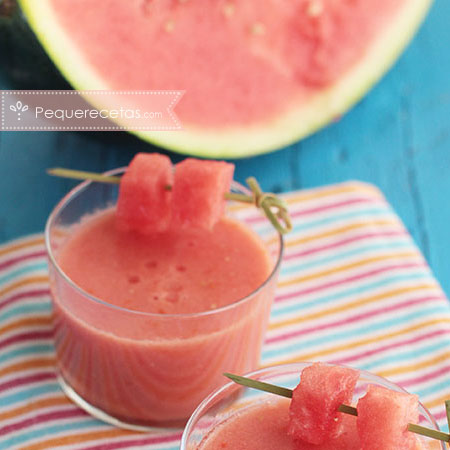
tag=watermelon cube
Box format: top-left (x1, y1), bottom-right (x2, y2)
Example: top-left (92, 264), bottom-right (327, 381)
top-left (288, 363), bottom-right (359, 445)
top-left (171, 158), bottom-right (235, 230)
top-left (116, 153), bottom-right (173, 233)
top-left (357, 384), bottom-right (419, 450)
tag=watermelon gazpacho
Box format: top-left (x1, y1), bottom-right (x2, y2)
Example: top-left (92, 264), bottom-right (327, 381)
top-left (47, 154), bottom-right (281, 425)
top-left (19, 0), bottom-right (432, 157)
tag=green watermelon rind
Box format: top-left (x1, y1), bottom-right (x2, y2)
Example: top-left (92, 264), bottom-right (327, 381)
top-left (18, 0), bottom-right (432, 159)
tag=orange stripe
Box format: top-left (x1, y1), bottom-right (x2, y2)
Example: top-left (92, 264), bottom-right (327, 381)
top-left (265, 219), bottom-right (399, 248)
top-left (269, 283), bottom-right (436, 331)
top-left (286, 219), bottom-right (399, 247)
top-left (18, 428), bottom-right (140, 450)
top-left (230, 183), bottom-right (382, 211)
top-left (278, 251), bottom-right (419, 287)
top-left (0, 357), bottom-right (55, 377)
top-left (0, 276), bottom-right (49, 298)
top-left (0, 396), bottom-right (71, 421)
top-left (282, 183), bottom-right (382, 205)
top-left (0, 237), bottom-right (45, 257)
top-left (0, 316), bottom-right (51, 337)
top-left (423, 392), bottom-right (450, 410)
top-left (270, 317), bottom-right (449, 365)
top-left (378, 351), bottom-right (450, 379)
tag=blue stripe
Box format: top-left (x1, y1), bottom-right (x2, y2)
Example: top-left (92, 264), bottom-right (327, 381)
top-left (361, 340), bottom-right (450, 373)
top-left (290, 207), bottom-right (393, 233)
top-left (271, 272), bottom-right (430, 318)
top-left (263, 306), bottom-right (450, 360)
top-left (281, 240), bottom-right (411, 275)
top-left (0, 344), bottom-right (54, 364)
top-left (1, 383), bottom-right (62, 406)
top-left (0, 419), bottom-right (102, 450)
top-left (0, 303), bottom-right (51, 323)
top-left (415, 378), bottom-right (450, 400)
top-left (0, 262), bottom-right (48, 285)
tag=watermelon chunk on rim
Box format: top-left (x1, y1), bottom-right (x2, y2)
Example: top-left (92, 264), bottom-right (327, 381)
top-left (171, 158), bottom-right (234, 230)
top-left (357, 384), bottom-right (420, 450)
top-left (288, 362), bottom-right (359, 445)
top-left (116, 153), bottom-right (173, 234)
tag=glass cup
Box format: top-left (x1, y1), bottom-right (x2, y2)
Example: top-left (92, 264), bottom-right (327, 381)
top-left (45, 168), bottom-right (283, 430)
top-left (181, 362), bottom-right (445, 450)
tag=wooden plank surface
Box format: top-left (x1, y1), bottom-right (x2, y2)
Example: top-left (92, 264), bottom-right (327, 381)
top-left (0, 1), bottom-right (449, 295)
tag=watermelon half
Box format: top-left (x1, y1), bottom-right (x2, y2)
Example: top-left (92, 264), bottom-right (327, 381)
top-left (18, 0), bottom-right (432, 158)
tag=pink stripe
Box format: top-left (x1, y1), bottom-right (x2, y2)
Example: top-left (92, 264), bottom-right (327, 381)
top-left (0, 251), bottom-right (47, 272)
top-left (0, 408), bottom-right (86, 437)
top-left (267, 295), bottom-right (444, 345)
top-left (432, 410), bottom-right (447, 423)
top-left (0, 330), bottom-right (53, 351)
top-left (0, 372), bottom-right (56, 394)
top-left (283, 230), bottom-right (407, 261)
top-left (331, 329), bottom-right (449, 366)
top-left (400, 365), bottom-right (450, 389)
top-left (0, 289), bottom-right (51, 311)
top-left (275, 262), bottom-right (426, 303)
top-left (79, 432), bottom-right (183, 450)
top-left (246, 197), bottom-right (380, 224)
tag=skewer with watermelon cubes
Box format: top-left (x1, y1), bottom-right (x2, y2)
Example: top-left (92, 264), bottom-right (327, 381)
top-left (47, 152), bottom-right (292, 234)
top-left (225, 363), bottom-right (450, 448)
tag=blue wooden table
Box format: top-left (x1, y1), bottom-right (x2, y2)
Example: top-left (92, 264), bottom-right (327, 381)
top-left (0, 1), bottom-right (449, 296)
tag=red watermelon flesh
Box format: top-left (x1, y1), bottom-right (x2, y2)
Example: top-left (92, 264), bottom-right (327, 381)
top-left (288, 362), bottom-right (359, 445)
top-left (47, 0), bottom-right (407, 128)
top-left (20, 0), bottom-right (432, 157)
top-left (172, 159), bottom-right (234, 230)
top-left (357, 384), bottom-right (420, 450)
top-left (116, 153), bottom-right (173, 234)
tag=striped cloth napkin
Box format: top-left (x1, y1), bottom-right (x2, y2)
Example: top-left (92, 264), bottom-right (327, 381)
top-left (1, 181), bottom-right (450, 450)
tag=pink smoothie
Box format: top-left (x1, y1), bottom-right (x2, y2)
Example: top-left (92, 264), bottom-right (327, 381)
top-left (58, 209), bottom-right (271, 314)
top-left (50, 208), bottom-right (276, 425)
top-left (197, 399), bottom-right (430, 450)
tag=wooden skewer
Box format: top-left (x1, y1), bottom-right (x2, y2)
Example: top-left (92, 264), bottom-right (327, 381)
top-left (47, 167), bottom-right (293, 234)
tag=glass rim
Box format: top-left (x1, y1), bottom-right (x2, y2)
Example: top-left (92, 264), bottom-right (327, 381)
top-left (180, 362), bottom-right (442, 450)
top-left (44, 167), bottom-right (284, 319)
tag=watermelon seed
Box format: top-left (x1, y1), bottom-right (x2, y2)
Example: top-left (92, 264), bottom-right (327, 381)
top-left (145, 261), bottom-right (158, 269)
top-left (223, 3), bottom-right (235, 18)
top-left (176, 265), bottom-right (187, 272)
top-left (165, 20), bottom-right (175, 33)
top-left (128, 275), bottom-right (141, 284)
top-left (251, 23), bottom-right (266, 36)
top-left (153, 295), bottom-right (159, 300)
top-left (307, 0), bottom-right (323, 17)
